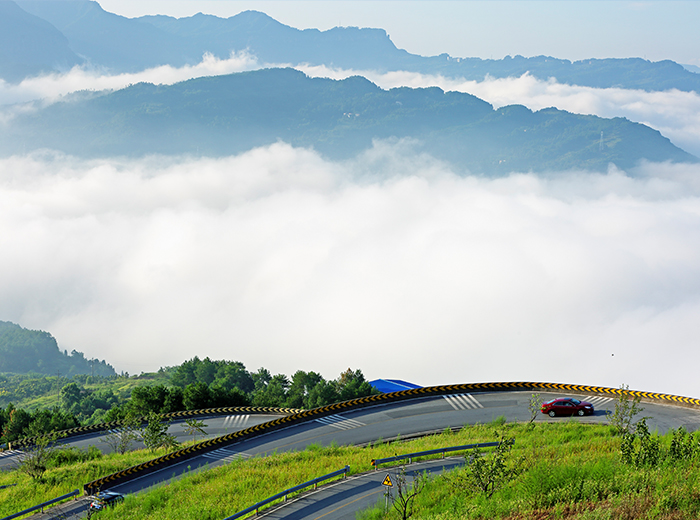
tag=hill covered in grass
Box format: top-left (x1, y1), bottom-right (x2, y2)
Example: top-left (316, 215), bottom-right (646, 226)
top-left (2, 421), bottom-right (698, 519)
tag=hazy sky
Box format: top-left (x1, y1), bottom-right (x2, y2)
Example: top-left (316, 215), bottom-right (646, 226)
top-left (3, 0), bottom-right (700, 398)
top-left (97, 1), bottom-right (700, 66)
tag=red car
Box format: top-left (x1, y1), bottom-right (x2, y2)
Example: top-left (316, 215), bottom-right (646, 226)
top-left (541, 397), bottom-right (594, 417)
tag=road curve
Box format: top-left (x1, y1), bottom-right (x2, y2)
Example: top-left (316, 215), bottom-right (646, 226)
top-left (108, 389), bottom-right (700, 495)
top-left (258, 457), bottom-right (465, 520)
top-left (0, 413), bottom-right (288, 471)
top-left (9, 388), bottom-right (700, 520)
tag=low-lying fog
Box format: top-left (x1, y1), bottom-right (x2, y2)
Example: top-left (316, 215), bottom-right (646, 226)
top-left (1, 55), bottom-right (699, 397)
top-left (2, 144), bottom-right (699, 396)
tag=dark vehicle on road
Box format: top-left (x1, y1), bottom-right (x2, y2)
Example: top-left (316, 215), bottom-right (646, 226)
top-left (88, 491), bottom-right (124, 517)
top-left (541, 397), bottom-right (594, 417)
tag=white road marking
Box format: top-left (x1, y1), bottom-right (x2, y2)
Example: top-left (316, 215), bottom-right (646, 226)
top-left (223, 415), bottom-right (250, 430)
top-left (315, 415), bottom-right (366, 431)
top-left (0, 449), bottom-right (22, 459)
top-left (582, 396), bottom-right (613, 407)
top-left (443, 394), bottom-right (483, 410)
top-left (201, 447), bottom-right (250, 463)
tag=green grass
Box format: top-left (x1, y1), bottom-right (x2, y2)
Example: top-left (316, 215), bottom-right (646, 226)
top-left (2, 421), bottom-right (699, 520)
top-left (0, 445), bottom-right (177, 516)
top-left (360, 421), bottom-right (700, 520)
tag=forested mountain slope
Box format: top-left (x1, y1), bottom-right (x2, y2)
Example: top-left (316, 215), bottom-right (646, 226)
top-left (3, 68), bottom-right (695, 174)
top-left (0, 321), bottom-right (115, 376)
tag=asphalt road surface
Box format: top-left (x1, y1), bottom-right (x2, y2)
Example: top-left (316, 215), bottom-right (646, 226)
top-left (258, 457), bottom-right (466, 520)
top-left (8, 390), bottom-right (700, 519)
top-left (0, 413), bottom-right (287, 471)
top-left (108, 390), bottom-right (700, 495)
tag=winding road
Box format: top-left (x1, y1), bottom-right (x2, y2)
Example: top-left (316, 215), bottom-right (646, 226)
top-left (7, 389), bottom-right (700, 520)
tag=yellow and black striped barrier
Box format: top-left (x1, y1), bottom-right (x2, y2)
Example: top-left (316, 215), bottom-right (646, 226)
top-left (83, 381), bottom-right (700, 494)
top-left (8, 406), bottom-right (301, 451)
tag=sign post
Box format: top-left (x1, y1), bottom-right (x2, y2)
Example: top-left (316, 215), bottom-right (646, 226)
top-left (382, 473), bottom-right (393, 511)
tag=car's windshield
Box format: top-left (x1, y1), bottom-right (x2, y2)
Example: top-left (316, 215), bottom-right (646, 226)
top-left (571, 398), bottom-right (580, 404)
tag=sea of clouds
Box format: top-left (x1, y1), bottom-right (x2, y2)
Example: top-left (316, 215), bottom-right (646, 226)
top-left (1, 55), bottom-right (700, 396)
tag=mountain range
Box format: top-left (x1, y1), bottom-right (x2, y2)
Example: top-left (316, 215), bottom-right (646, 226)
top-left (3, 68), bottom-right (695, 174)
top-left (2, 0), bottom-right (700, 94)
top-left (1, 0), bottom-right (698, 174)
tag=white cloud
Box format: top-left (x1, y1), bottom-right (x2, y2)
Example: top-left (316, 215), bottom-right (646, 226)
top-left (2, 144), bottom-right (700, 398)
top-left (0, 52), bottom-right (260, 106)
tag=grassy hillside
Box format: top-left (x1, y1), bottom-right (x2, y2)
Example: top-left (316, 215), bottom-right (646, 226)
top-left (2, 420), bottom-right (698, 519)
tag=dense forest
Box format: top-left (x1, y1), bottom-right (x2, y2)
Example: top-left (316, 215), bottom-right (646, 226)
top-left (0, 356), bottom-right (377, 445)
top-left (0, 321), bottom-right (115, 377)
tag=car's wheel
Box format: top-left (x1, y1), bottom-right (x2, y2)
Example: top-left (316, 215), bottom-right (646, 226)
top-left (548, 410), bottom-right (556, 417)
top-left (577, 409), bottom-right (585, 416)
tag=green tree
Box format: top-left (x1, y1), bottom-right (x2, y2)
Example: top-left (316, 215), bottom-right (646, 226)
top-left (101, 415), bottom-right (141, 454)
top-left (17, 431), bottom-right (64, 481)
top-left (170, 357), bottom-right (200, 388)
top-left (183, 382), bottom-right (211, 410)
top-left (251, 368), bottom-right (272, 393)
top-left (528, 393), bottom-right (543, 425)
top-left (335, 368), bottom-right (376, 402)
top-left (286, 371), bottom-right (324, 409)
top-left (210, 386), bottom-right (249, 408)
top-left (306, 380), bottom-right (340, 409)
top-left (453, 437), bottom-right (520, 499)
top-left (59, 382), bottom-right (83, 412)
top-left (129, 385), bottom-right (169, 415)
top-left (1, 405), bottom-right (31, 443)
top-left (610, 384), bottom-right (644, 435)
top-left (163, 387), bottom-right (184, 413)
top-left (26, 408), bottom-right (79, 437)
top-left (183, 418), bottom-right (208, 443)
top-left (194, 357), bottom-right (217, 386)
top-left (214, 361), bottom-right (254, 394)
top-left (141, 413), bottom-right (177, 453)
top-left (252, 374), bottom-right (289, 407)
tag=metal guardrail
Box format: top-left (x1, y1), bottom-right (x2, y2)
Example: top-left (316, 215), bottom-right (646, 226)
top-left (223, 466), bottom-right (350, 520)
top-left (371, 441), bottom-right (503, 468)
top-left (1, 489), bottom-right (79, 520)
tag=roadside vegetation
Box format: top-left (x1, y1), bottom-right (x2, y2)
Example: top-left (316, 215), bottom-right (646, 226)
top-left (3, 419), bottom-right (699, 520)
top-left (1, 320), bottom-right (377, 447)
top-left (0, 358), bottom-right (376, 446)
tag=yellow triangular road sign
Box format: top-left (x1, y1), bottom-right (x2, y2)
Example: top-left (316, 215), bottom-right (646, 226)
top-left (382, 474), bottom-right (393, 487)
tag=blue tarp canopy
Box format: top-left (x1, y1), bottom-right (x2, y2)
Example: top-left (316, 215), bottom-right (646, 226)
top-left (369, 379), bottom-right (422, 394)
